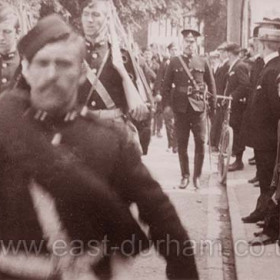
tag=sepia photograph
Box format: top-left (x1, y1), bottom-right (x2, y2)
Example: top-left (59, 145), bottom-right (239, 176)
top-left (0, 0), bottom-right (279, 279)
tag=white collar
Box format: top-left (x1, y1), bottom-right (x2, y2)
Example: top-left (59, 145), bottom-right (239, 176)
top-left (263, 51), bottom-right (279, 65)
top-left (228, 57), bottom-right (239, 73)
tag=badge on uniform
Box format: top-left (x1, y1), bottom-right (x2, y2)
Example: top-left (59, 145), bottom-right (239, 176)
top-left (256, 85), bottom-right (262, 90)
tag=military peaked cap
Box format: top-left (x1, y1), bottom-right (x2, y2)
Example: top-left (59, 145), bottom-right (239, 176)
top-left (181, 29), bottom-right (201, 38)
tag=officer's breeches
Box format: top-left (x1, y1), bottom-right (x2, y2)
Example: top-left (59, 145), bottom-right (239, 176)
top-left (174, 111), bottom-right (206, 177)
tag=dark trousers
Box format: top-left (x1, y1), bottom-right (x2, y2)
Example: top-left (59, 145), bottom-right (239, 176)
top-left (254, 149), bottom-right (276, 214)
top-left (230, 111), bottom-right (245, 157)
top-left (163, 108), bottom-right (177, 149)
top-left (210, 107), bottom-right (224, 148)
top-left (152, 103), bottom-right (163, 135)
top-left (174, 110), bottom-right (206, 178)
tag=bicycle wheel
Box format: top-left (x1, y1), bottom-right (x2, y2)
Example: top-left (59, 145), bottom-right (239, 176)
top-left (218, 126), bottom-right (233, 185)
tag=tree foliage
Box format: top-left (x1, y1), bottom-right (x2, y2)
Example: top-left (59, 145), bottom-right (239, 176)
top-left (2, 0), bottom-right (226, 51)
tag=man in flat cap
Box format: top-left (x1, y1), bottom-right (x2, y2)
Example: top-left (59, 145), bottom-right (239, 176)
top-left (162, 28), bottom-right (216, 189)
top-left (154, 41), bottom-right (179, 152)
top-left (210, 42), bottom-right (230, 151)
top-left (241, 20), bottom-right (280, 228)
top-left (223, 42), bottom-right (250, 172)
top-left (4, 13), bottom-right (199, 280)
top-left (0, 2), bottom-right (20, 92)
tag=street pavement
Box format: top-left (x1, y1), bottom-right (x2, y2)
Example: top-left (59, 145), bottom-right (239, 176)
top-left (227, 149), bottom-right (280, 280)
top-left (127, 131), bottom-right (229, 280)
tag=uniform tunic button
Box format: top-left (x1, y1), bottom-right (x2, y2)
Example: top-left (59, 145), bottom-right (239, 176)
top-left (92, 68), bottom-right (97, 74)
top-left (2, 63), bottom-right (7, 68)
top-left (91, 101), bottom-right (96, 107)
top-left (92, 53), bottom-right (98, 59)
top-left (1, 78), bottom-right (7, 83)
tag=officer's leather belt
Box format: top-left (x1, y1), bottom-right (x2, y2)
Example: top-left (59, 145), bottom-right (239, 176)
top-left (87, 108), bottom-right (124, 120)
top-left (177, 86), bottom-right (203, 96)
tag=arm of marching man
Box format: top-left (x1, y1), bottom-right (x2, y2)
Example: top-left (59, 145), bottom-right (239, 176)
top-left (113, 128), bottom-right (199, 280)
top-left (204, 58), bottom-right (217, 112)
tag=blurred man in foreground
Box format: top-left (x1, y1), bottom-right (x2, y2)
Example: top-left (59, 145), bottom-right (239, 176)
top-left (0, 13), bottom-right (199, 280)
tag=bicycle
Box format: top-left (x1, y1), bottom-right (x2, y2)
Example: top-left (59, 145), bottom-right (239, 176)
top-left (216, 95), bottom-right (233, 185)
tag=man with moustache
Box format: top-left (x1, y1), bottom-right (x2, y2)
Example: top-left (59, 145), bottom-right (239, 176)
top-left (3, 13), bottom-right (199, 280)
top-left (162, 29), bottom-right (216, 189)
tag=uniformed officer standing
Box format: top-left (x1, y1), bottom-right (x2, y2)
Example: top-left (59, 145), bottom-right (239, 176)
top-left (0, 2), bottom-right (20, 92)
top-left (78, 0), bottom-right (148, 127)
top-left (7, 14), bottom-right (199, 280)
top-left (162, 29), bottom-right (216, 189)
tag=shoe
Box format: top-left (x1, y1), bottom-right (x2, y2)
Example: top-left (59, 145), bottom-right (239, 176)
top-left (248, 176), bottom-right (259, 184)
top-left (242, 213), bottom-right (264, 223)
top-left (253, 181), bottom-right (260, 187)
top-left (253, 230), bottom-right (264, 237)
top-left (256, 221), bottom-right (265, 228)
top-left (193, 177), bottom-right (201, 189)
top-left (248, 156), bottom-right (255, 163)
top-left (156, 131), bottom-right (163, 138)
top-left (228, 161), bottom-right (244, 172)
top-left (172, 147), bottom-right (178, 154)
top-left (248, 233), bottom-right (276, 246)
top-left (211, 146), bottom-right (219, 153)
top-left (179, 176), bottom-right (190, 189)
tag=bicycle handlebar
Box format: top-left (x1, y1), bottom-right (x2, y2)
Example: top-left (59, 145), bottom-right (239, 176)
top-left (216, 95), bottom-right (233, 101)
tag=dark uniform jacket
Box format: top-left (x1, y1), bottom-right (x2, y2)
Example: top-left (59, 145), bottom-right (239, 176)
top-left (249, 55), bottom-right (280, 151)
top-left (0, 90), bottom-right (198, 280)
top-left (224, 59), bottom-right (250, 128)
top-left (162, 54), bottom-right (216, 113)
top-left (241, 56), bottom-right (264, 147)
top-left (78, 41), bottom-right (135, 112)
top-left (0, 51), bottom-right (20, 92)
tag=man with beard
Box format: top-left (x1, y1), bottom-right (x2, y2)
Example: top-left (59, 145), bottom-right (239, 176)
top-left (162, 29), bottom-right (216, 189)
top-left (2, 14), bottom-right (199, 280)
top-left (0, 2), bottom-right (20, 92)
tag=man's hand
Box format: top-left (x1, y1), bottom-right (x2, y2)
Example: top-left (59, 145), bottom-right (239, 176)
top-left (129, 103), bottom-right (149, 122)
top-left (154, 94), bottom-right (162, 103)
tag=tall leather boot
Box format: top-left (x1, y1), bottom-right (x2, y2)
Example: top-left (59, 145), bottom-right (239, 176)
top-left (178, 148), bottom-right (190, 188)
top-left (193, 154), bottom-right (204, 189)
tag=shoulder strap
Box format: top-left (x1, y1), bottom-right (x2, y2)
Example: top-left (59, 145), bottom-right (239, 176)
top-left (84, 50), bottom-right (116, 110)
top-left (178, 55), bottom-right (199, 90)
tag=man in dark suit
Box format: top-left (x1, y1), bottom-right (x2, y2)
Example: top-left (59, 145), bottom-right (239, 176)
top-left (241, 22), bottom-right (280, 225)
top-left (162, 29), bottom-right (216, 189)
top-left (154, 42), bottom-right (179, 152)
top-left (224, 43), bottom-right (251, 171)
top-left (241, 27), bottom-right (264, 186)
top-left (210, 42), bottom-right (230, 150)
top-left (0, 14), bottom-right (198, 279)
